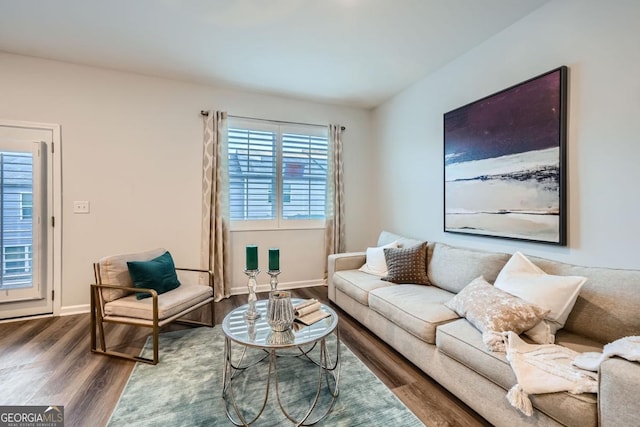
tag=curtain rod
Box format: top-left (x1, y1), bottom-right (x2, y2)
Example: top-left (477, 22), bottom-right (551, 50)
top-left (200, 110), bottom-right (345, 131)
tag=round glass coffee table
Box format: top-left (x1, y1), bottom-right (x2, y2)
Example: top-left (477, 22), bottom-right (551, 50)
top-left (222, 298), bottom-right (340, 426)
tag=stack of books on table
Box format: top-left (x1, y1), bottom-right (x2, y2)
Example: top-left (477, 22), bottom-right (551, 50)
top-left (293, 299), bottom-right (330, 325)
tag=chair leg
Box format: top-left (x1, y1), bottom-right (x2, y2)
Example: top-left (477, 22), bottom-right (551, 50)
top-left (90, 288), bottom-right (97, 351)
top-left (209, 299), bottom-right (215, 327)
top-left (152, 323), bottom-right (159, 365)
top-left (90, 287), bottom-right (107, 352)
top-left (90, 322), bottom-right (159, 365)
top-left (91, 299), bottom-right (214, 365)
top-left (93, 349), bottom-right (158, 365)
top-left (95, 306), bottom-right (107, 352)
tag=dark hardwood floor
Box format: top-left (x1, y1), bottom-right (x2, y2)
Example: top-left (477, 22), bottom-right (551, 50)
top-left (0, 286), bottom-right (489, 427)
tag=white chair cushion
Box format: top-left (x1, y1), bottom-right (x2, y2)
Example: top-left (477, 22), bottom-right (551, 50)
top-left (104, 283), bottom-right (212, 321)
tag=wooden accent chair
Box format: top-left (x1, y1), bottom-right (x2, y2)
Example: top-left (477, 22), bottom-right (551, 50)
top-left (90, 248), bottom-right (214, 365)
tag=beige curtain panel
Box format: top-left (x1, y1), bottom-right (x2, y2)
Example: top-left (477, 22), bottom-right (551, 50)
top-left (201, 110), bottom-right (231, 301)
top-left (325, 124), bottom-right (346, 277)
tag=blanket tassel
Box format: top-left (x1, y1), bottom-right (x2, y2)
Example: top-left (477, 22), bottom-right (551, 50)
top-left (507, 384), bottom-right (533, 416)
top-left (483, 331), bottom-right (506, 352)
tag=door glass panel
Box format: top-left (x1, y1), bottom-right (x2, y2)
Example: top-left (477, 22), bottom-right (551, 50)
top-left (1, 151), bottom-right (34, 291)
top-left (0, 140), bottom-right (43, 304)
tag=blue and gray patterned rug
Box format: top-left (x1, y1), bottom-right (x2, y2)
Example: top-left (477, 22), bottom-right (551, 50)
top-left (107, 326), bottom-right (423, 426)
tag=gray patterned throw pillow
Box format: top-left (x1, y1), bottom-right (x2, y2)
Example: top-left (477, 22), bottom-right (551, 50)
top-left (382, 242), bottom-right (430, 285)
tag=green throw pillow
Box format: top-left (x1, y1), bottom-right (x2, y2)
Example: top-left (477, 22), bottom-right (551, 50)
top-left (382, 242), bottom-right (430, 285)
top-left (127, 251), bottom-right (181, 300)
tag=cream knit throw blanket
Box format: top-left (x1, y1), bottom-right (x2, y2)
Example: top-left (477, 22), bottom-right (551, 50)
top-left (504, 331), bottom-right (598, 416)
top-left (572, 336), bottom-right (640, 371)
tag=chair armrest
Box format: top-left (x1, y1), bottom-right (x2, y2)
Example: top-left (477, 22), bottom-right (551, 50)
top-left (90, 283), bottom-right (159, 321)
top-left (327, 252), bottom-right (365, 302)
top-left (91, 283), bottom-right (159, 302)
top-left (91, 283), bottom-right (155, 293)
top-left (91, 283), bottom-right (158, 298)
top-left (599, 357), bottom-right (640, 426)
top-left (175, 267), bottom-right (214, 287)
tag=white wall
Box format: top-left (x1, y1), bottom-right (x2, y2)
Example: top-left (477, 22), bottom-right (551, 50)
top-left (372, 0), bottom-right (640, 269)
top-left (0, 52), bottom-right (374, 310)
top-left (230, 229), bottom-right (326, 294)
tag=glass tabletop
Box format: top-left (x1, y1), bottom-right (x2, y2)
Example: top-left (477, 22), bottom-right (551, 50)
top-left (222, 298), bottom-right (338, 349)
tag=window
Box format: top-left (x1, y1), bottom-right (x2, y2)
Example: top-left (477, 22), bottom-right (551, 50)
top-left (21, 192), bottom-right (33, 220)
top-left (228, 118), bottom-right (328, 229)
top-left (4, 245), bottom-right (32, 279)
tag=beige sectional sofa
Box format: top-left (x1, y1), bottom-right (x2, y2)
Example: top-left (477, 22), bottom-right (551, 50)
top-left (328, 231), bottom-right (640, 427)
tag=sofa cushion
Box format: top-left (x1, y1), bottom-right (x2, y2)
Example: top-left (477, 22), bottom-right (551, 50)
top-left (333, 270), bottom-right (393, 306)
top-left (436, 319), bottom-right (599, 426)
top-left (553, 330), bottom-right (605, 353)
top-left (98, 248), bottom-right (168, 302)
top-left (437, 319), bottom-right (514, 388)
top-left (368, 284), bottom-right (458, 344)
top-left (104, 283), bottom-right (213, 321)
top-left (382, 242), bottom-right (430, 285)
top-left (528, 256), bottom-right (640, 345)
top-left (376, 230), bottom-right (424, 249)
top-left (445, 277), bottom-right (549, 351)
top-left (428, 243), bottom-right (510, 293)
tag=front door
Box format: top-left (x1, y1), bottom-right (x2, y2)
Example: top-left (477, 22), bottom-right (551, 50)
top-left (0, 123), bottom-right (55, 320)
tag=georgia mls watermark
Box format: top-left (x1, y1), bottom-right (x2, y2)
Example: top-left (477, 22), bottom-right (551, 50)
top-left (0, 406), bottom-right (64, 427)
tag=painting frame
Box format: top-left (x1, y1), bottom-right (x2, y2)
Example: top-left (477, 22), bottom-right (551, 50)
top-left (443, 66), bottom-right (568, 245)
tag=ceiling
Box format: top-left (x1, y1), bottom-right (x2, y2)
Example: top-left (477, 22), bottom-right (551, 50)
top-left (0, 0), bottom-right (549, 108)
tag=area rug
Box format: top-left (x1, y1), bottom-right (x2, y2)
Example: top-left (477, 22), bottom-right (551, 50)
top-left (107, 326), bottom-right (424, 426)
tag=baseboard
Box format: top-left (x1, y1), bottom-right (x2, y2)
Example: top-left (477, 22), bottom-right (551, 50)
top-left (60, 304), bottom-right (90, 316)
top-left (3, 283), bottom-right (325, 323)
top-left (0, 304), bottom-right (89, 323)
top-left (0, 313), bottom-right (54, 324)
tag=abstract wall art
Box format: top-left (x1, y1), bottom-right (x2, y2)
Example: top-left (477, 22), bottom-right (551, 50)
top-left (444, 66), bottom-right (567, 245)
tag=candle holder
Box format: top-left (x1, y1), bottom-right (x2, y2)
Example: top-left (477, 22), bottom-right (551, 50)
top-left (267, 270), bottom-right (281, 291)
top-left (267, 290), bottom-right (294, 332)
top-left (243, 269), bottom-right (261, 320)
top-left (247, 319), bottom-right (257, 341)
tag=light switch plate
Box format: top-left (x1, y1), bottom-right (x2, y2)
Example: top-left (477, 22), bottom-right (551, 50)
top-left (73, 200), bottom-right (90, 214)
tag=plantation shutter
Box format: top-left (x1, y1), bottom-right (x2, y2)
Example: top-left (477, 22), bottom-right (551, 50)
top-left (281, 131), bottom-right (328, 220)
top-left (228, 126), bottom-right (277, 221)
top-left (227, 117), bottom-right (329, 228)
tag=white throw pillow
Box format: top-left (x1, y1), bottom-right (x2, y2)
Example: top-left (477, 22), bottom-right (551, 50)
top-left (359, 241), bottom-right (398, 276)
top-left (494, 252), bottom-right (587, 344)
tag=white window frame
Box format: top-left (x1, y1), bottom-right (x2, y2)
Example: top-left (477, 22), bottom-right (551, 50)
top-left (228, 118), bottom-right (328, 231)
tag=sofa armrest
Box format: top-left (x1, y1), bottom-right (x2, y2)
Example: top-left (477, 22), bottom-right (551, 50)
top-left (327, 252), bottom-right (365, 302)
top-left (599, 357), bottom-right (640, 426)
